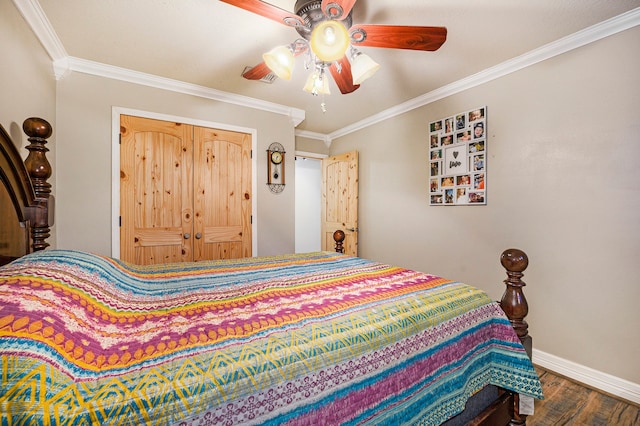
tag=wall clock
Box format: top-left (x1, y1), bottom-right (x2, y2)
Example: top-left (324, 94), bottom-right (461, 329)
top-left (267, 142), bottom-right (285, 193)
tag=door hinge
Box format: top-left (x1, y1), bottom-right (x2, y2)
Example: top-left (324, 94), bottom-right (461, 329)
top-left (250, 215), bottom-right (253, 224)
top-left (119, 216), bottom-right (121, 227)
top-left (250, 150), bottom-right (253, 159)
top-left (119, 134), bottom-right (122, 144)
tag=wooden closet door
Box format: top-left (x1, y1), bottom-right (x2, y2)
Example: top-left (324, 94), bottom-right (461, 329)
top-left (120, 116), bottom-right (193, 264)
top-left (193, 127), bottom-right (252, 260)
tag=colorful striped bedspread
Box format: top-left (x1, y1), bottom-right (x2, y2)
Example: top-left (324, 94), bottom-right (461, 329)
top-left (0, 250), bottom-right (542, 425)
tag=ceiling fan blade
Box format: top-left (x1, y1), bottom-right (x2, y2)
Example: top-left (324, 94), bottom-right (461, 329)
top-left (220, 0), bottom-right (304, 28)
top-left (329, 57), bottom-right (359, 94)
top-left (242, 62), bottom-right (271, 80)
top-left (350, 25), bottom-right (447, 51)
top-left (321, 0), bottom-right (357, 20)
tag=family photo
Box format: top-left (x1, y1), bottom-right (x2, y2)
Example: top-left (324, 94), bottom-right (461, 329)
top-left (429, 106), bottom-right (487, 205)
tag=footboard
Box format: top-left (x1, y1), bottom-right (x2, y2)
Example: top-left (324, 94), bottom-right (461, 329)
top-left (331, 232), bottom-right (535, 425)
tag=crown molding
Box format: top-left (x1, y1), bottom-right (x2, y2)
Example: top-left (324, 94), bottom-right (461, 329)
top-left (17, 0), bottom-right (305, 126)
top-left (295, 129), bottom-right (333, 148)
top-left (329, 7), bottom-right (640, 140)
top-left (16, 0), bottom-right (639, 138)
top-left (53, 57), bottom-right (306, 126)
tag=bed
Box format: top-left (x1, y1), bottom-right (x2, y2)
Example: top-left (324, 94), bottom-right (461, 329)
top-left (0, 118), bottom-right (542, 425)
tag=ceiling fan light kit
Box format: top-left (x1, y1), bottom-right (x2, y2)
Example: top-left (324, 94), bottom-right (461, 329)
top-left (303, 70), bottom-right (331, 95)
top-left (262, 45), bottom-right (295, 80)
top-left (310, 20), bottom-right (350, 62)
top-left (222, 0), bottom-right (447, 107)
top-left (350, 49), bottom-right (380, 85)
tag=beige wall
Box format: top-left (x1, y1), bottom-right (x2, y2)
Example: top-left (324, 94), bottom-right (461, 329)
top-left (1, 1), bottom-right (57, 247)
top-left (331, 27), bottom-right (640, 384)
top-left (0, 2), bottom-right (56, 136)
top-left (54, 73), bottom-right (297, 257)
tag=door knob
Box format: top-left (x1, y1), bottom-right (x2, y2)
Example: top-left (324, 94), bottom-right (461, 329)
top-left (195, 233), bottom-right (202, 239)
top-left (184, 233), bottom-right (190, 239)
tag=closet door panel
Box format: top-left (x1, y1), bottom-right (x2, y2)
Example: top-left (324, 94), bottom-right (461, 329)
top-left (194, 127), bottom-right (252, 261)
top-left (120, 116), bottom-right (193, 265)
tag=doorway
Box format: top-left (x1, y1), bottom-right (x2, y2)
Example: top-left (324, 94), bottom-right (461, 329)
top-left (295, 155), bottom-right (322, 253)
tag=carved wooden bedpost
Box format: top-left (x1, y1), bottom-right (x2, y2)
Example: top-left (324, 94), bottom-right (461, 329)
top-left (499, 248), bottom-right (531, 359)
top-left (23, 117), bottom-right (54, 251)
top-left (333, 230), bottom-right (345, 253)
top-left (500, 248), bottom-right (532, 426)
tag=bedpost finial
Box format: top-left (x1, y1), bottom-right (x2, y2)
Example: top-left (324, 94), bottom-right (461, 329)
top-left (22, 118), bottom-right (53, 196)
top-left (22, 117), bottom-right (54, 252)
top-left (500, 248), bottom-right (528, 273)
top-left (333, 230), bottom-right (345, 253)
top-left (23, 117), bottom-right (53, 139)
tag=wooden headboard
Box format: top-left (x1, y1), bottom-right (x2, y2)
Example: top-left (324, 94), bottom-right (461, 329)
top-left (0, 117), bottom-right (54, 266)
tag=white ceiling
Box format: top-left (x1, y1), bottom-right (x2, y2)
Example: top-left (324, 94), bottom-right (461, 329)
top-left (26, 0), bottom-right (640, 135)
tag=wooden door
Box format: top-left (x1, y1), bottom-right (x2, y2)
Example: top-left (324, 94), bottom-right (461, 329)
top-left (321, 151), bottom-right (358, 256)
top-left (120, 115), bottom-right (193, 264)
top-left (120, 115), bottom-right (252, 265)
top-left (193, 127), bottom-right (252, 260)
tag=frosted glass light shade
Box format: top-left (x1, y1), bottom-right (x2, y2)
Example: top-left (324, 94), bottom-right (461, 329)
top-left (310, 21), bottom-right (350, 62)
top-left (303, 72), bottom-right (331, 95)
top-left (351, 52), bottom-right (380, 85)
top-left (263, 45), bottom-right (295, 80)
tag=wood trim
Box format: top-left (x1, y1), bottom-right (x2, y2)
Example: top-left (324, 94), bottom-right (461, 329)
top-left (0, 117), bottom-right (53, 264)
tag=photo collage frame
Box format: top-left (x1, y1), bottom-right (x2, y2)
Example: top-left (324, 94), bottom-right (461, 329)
top-left (429, 106), bottom-right (487, 205)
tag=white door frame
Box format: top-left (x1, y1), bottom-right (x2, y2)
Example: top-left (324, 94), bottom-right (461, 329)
top-left (111, 106), bottom-right (258, 259)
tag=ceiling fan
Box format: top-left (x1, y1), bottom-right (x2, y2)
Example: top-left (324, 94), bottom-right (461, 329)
top-left (220, 0), bottom-right (447, 99)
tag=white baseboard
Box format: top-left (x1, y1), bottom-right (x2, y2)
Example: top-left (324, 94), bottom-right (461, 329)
top-left (532, 349), bottom-right (640, 405)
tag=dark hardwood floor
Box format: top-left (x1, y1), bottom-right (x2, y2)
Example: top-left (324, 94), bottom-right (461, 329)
top-left (528, 367), bottom-right (640, 426)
